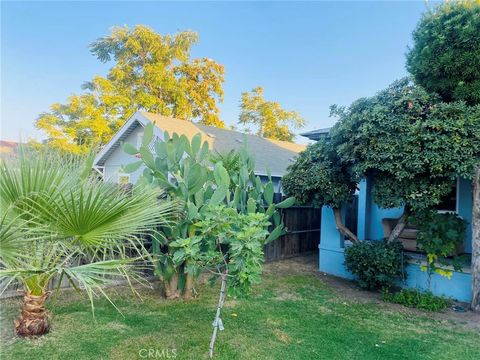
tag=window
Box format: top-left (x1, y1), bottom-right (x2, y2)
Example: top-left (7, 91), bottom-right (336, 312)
top-left (118, 173), bottom-right (131, 186)
top-left (436, 180), bottom-right (458, 213)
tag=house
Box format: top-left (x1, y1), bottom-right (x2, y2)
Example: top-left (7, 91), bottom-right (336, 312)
top-left (93, 111), bottom-right (306, 191)
top-left (302, 131), bottom-right (474, 303)
top-left (0, 140), bottom-right (19, 156)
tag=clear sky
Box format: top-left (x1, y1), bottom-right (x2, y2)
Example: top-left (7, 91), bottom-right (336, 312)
top-left (1, 1), bottom-right (428, 143)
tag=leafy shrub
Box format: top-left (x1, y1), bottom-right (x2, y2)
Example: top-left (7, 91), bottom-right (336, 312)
top-left (382, 288), bottom-right (451, 311)
top-left (415, 211), bottom-right (466, 257)
top-left (413, 211), bottom-right (467, 281)
top-left (345, 240), bottom-right (405, 290)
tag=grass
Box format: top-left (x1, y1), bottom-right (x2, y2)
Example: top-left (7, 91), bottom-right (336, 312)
top-left (1, 262), bottom-right (479, 360)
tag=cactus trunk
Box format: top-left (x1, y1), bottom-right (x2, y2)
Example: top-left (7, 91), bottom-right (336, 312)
top-left (164, 274), bottom-right (181, 300)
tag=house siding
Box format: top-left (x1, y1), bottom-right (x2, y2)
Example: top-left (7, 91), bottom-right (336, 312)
top-left (103, 125), bottom-right (146, 184)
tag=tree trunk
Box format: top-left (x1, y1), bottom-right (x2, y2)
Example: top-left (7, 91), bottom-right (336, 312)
top-left (14, 291), bottom-right (50, 337)
top-left (164, 273), bottom-right (180, 300)
top-left (388, 206), bottom-right (411, 243)
top-left (209, 271), bottom-right (227, 358)
top-left (471, 167), bottom-right (480, 312)
top-left (183, 273), bottom-right (194, 300)
top-left (333, 207), bottom-right (359, 243)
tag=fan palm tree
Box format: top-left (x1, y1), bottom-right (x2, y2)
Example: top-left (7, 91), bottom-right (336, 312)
top-left (0, 149), bottom-right (178, 337)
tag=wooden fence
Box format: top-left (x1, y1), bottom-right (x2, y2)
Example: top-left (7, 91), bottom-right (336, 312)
top-left (264, 206), bottom-right (321, 261)
top-left (1, 206), bottom-right (321, 299)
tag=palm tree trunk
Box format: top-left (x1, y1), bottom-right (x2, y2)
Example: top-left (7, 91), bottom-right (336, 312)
top-left (14, 291), bottom-right (50, 337)
top-left (471, 167), bottom-right (480, 312)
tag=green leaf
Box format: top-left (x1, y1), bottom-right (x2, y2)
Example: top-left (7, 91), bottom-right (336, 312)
top-left (209, 185), bottom-right (228, 205)
top-left (255, 177), bottom-right (263, 193)
top-left (273, 212), bottom-right (281, 227)
top-left (191, 133), bottom-right (202, 154)
top-left (172, 249), bottom-right (186, 265)
top-left (187, 202), bottom-right (198, 220)
top-left (247, 197), bottom-right (256, 214)
top-left (232, 187), bottom-right (241, 208)
top-left (154, 141), bottom-right (167, 159)
top-left (139, 147), bottom-right (155, 169)
top-left (123, 143), bottom-right (138, 155)
top-left (122, 161), bottom-right (143, 174)
top-left (80, 153), bottom-right (95, 181)
top-left (194, 189), bottom-right (205, 207)
top-left (214, 163), bottom-right (230, 187)
top-left (267, 225), bottom-right (283, 243)
top-left (186, 164), bottom-right (205, 194)
top-left (199, 141), bottom-right (210, 161)
top-left (263, 182), bottom-right (274, 205)
top-left (265, 204), bottom-right (275, 217)
top-left (275, 197), bottom-right (296, 209)
top-left (142, 123), bottom-right (154, 146)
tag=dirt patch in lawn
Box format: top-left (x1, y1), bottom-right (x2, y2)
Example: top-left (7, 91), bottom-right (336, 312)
top-left (264, 253), bottom-right (480, 332)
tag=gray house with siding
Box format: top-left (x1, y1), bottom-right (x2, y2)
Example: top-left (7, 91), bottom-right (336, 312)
top-left (93, 111), bottom-right (306, 190)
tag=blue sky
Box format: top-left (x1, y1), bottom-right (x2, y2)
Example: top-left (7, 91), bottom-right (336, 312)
top-left (1, 1), bottom-right (428, 143)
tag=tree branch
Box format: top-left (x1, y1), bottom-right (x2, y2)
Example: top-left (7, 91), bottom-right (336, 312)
top-left (333, 207), bottom-right (359, 243)
top-left (387, 206), bottom-right (411, 243)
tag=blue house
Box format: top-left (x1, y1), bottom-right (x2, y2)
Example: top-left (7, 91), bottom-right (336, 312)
top-left (301, 131), bottom-right (474, 303)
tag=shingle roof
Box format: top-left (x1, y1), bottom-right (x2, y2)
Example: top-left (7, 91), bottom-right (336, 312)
top-left (94, 111), bottom-right (306, 177)
top-left (140, 112), bottom-right (306, 177)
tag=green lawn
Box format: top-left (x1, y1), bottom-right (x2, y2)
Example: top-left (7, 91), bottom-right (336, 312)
top-left (1, 259), bottom-right (479, 360)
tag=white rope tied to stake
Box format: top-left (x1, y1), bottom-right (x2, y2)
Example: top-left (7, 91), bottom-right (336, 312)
top-left (212, 317), bottom-right (224, 331)
top-left (208, 272), bottom-right (227, 358)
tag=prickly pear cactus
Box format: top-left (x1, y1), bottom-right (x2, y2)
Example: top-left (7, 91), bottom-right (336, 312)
top-left (219, 147), bottom-right (296, 243)
top-left (123, 123), bottom-right (230, 298)
top-left (122, 124), bottom-right (295, 298)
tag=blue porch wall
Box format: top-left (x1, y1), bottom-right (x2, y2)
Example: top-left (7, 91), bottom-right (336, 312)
top-left (319, 178), bottom-right (473, 302)
top-left (404, 264), bottom-right (472, 302)
top-left (319, 206), bottom-right (354, 279)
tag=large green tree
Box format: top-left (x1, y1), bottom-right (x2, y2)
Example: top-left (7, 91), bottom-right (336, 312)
top-left (406, 0), bottom-right (480, 312)
top-left (239, 86), bottom-right (305, 142)
top-left (37, 26), bottom-right (225, 154)
top-left (332, 78), bottom-right (480, 240)
top-left (285, 78), bottom-right (480, 246)
top-left (406, 0), bottom-right (480, 105)
top-left (282, 138), bottom-right (359, 242)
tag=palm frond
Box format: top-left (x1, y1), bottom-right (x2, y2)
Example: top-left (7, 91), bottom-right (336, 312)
top-left (60, 258), bottom-right (150, 316)
top-left (0, 214), bottom-right (32, 265)
top-left (21, 181), bottom-right (179, 251)
top-left (0, 147), bottom-right (80, 221)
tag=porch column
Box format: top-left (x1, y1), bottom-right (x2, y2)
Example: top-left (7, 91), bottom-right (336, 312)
top-left (356, 179), bottom-right (371, 241)
top-left (458, 178), bottom-right (473, 253)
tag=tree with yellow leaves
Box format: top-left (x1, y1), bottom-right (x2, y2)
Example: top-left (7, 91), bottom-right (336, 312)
top-left (37, 26), bottom-right (225, 154)
top-left (239, 87), bottom-right (305, 142)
